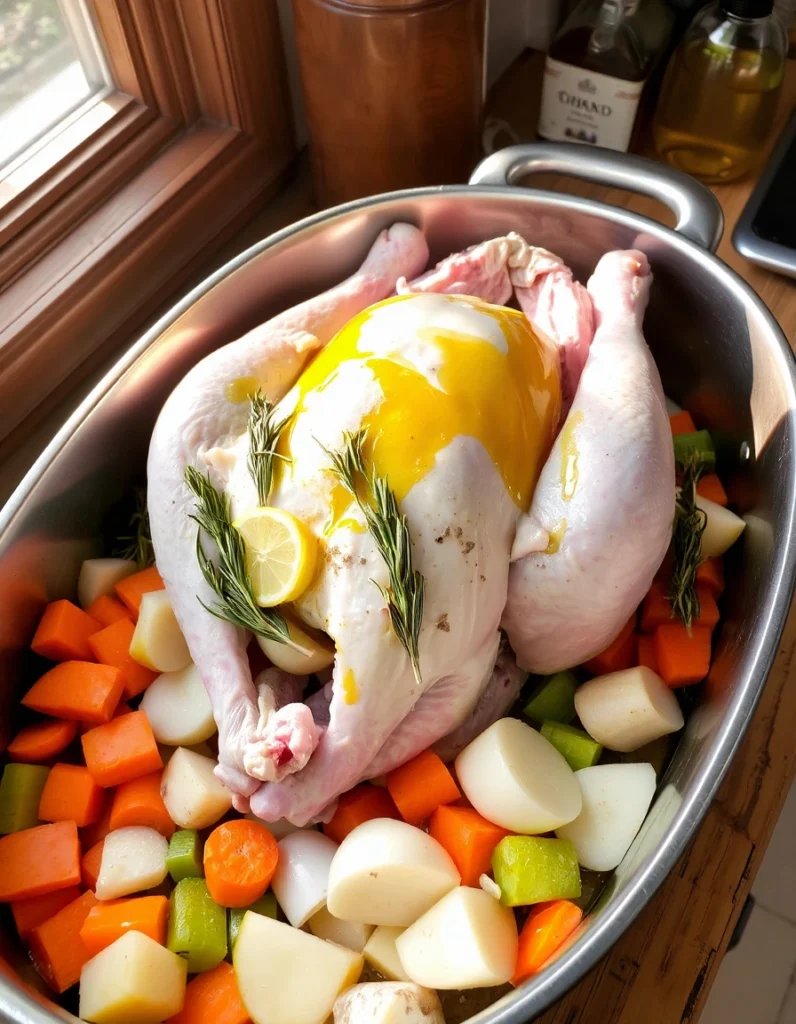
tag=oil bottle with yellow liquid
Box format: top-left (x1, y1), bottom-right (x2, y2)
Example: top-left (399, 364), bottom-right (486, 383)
top-left (652, 0), bottom-right (787, 182)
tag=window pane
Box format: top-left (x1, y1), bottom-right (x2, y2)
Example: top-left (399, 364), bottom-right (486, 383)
top-left (0, 0), bottom-right (107, 170)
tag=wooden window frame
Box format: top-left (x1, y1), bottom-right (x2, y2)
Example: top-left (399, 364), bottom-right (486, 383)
top-left (0, 0), bottom-right (296, 451)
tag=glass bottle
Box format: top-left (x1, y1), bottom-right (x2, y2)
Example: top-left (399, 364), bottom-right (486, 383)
top-left (652, 0), bottom-right (787, 183)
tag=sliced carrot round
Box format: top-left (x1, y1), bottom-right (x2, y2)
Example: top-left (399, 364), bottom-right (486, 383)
top-left (8, 719), bottom-right (78, 763)
top-left (203, 819), bottom-right (279, 908)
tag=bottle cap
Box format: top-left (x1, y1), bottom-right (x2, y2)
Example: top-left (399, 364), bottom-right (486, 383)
top-left (722, 0), bottom-right (774, 17)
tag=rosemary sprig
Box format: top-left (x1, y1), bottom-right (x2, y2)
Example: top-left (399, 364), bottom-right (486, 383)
top-left (247, 390), bottom-right (292, 506)
top-left (117, 487), bottom-right (155, 569)
top-left (184, 466), bottom-right (302, 651)
top-left (670, 452), bottom-right (708, 630)
top-left (321, 429), bottom-right (425, 684)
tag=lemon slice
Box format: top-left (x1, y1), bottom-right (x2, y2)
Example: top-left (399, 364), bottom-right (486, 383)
top-left (235, 507), bottom-right (317, 607)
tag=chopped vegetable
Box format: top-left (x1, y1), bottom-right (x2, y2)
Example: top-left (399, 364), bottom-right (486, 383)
top-left (695, 492), bottom-right (746, 559)
top-left (31, 600), bottom-right (102, 662)
top-left (696, 473), bottom-right (728, 507)
top-left (115, 566), bottom-right (165, 617)
top-left (696, 558), bottom-right (725, 595)
top-left (455, 718), bottom-right (582, 834)
top-left (22, 661), bottom-right (123, 724)
top-left (396, 887), bottom-right (518, 989)
top-left (233, 910), bottom-right (363, 1024)
top-left (574, 666), bottom-right (685, 752)
top-left (0, 763), bottom-right (50, 833)
top-left (80, 895), bottom-right (169, 958)
top-left (81, 802), bottom-right (114, 849)
top-left (82, 710), bottom-right (162, 788)
top-left (692, 585), bottom-right (720, 628)
top-left (166, 961), bottom-right (250, 1024)
top-left (333, 982), bottom-right (444, 1024)
top-left (637, 634), bottom-right (659, 673)
top-left (204, 819), bottom-right (278, 908)
top-left (160, 748), bottom-right (233, 829)
top-left (89, 618), bottom-right (158, 700)
top-left (29, 890), bottom-right (98, 992)
top-left (512, 900), bottom-right (583, 984)
top-left (0, 820), bottom-right (81, 901)
top-left (639, 580), bottom-right (673, 632)
top-left (167, 829), bottom-right (204, 882)
top-left (257, 614), bottom-right (335, 676)
top-left (522, 670), bottom-right (577, 726)
top-left (556, 763), bottom-right (657, 871)
top-left (272, 830), bottom-right (337, 928)
top-left (654, 623), bottom-right (713, 687)
top-left (324, 783), bottom-right (400, 844)
top-left (79, 931), bottom-right (187, 1024)
top-left (82, 840), bottom-right (105, 891)
top-left (140, 665), bottom-right (216, 746)
top-left (673, 429), bottom-right (715, 468)
top-left (669, 410), bottom-right (696, 435)
top-left (78, 559), bottom-right (138, 610)
top-left (386, 749), bottom-right (461, 826)
top-left (327, 819), bottom-right (459, 928)
top-left (540, 721), bottom-right (603, 772)
top-left (363, 926), bottom-right (410, 982)
top-left (110, 771), bottom-right (174, 838)
top-left (583, 616), bottom-right (637, 675)
top-left (8, 718), bottom-right (78, 763)
top-left (167, 877), bottom-right (227, 973)
top-left (38, 763), bottom-right (105, 827)
top-left (428, 804), bottom-right (510, 887)
top-left (491, 836), bottom-right (581, 906)
top-left (308, 906), bottom-right (374, 953)
top-left (10, 886), bottom-right (83, 941)
top-left (86, 595), bottom-right (131, 628)
top-left (130, 591), bottom-right (191, 673)
top-left (96, 826), bottom-right (169, 900)
top-left (228, 893), bottom-right (277, 951)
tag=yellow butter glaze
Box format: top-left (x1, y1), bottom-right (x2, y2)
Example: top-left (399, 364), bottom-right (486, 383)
top-left (559, 410), bottom-right (584, 503)
top-left (544, 519), bottom-right (568, 555)
top-left (342, 668), bottom-right (359, 705)
top-left (225, 376), bottom-right (261, 404)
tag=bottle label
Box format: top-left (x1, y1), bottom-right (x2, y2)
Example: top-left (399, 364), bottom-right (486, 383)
top-left (538, 57), bottom-right (644, 153)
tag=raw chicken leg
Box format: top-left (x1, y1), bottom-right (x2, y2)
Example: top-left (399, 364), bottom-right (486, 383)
top-left (148, 225), bottom-right (429, 799)
top-left (502, 250), bottom-right (675, 673)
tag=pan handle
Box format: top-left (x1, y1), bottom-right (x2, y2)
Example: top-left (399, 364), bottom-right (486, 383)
top-left (469, 142), bottom-right (724, 253)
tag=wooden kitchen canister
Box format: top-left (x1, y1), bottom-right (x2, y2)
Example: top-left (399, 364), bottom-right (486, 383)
top-left (291, 0), bottom-right (487, 206)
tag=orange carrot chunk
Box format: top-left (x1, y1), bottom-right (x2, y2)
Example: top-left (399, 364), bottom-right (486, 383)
top-left (583, 616), bottom-right (637, 675)
top-left (22, 662), bottom-right (123, 725)
top-left (115, 567), bottom-right (165, 617)
top-left (110, 771), bottom-right (174, 838)
top-left (513, 900), bottom-right (583, 985)
top-left (637, 634), bottom-right (659, 674)
top-left (669, 411), bottom-right (696, 435)
top-left (696, 558), bottom-right (725, 596)
top-left (429, 805), bottom-right (510, 887)
top-left (639, 580), bottom-right (674, 633)
top-left (693, 585), bottom-right (720, 629)
top-left (82, 710), bottom-right (162, 788)
top-left (30, 601), bottom-right (102, 663)
top-left (203, 819), bottom-right (278, 908)
top-left (10, 886), bottom-right (83, 941)
top-left (0, 821), bottom-right (81, 902)
top-left (324, 784), bottom-right (400, 844)
top-left (28, 890), bottom-right (98, 993)
top-left (8, 719), bottom-right (78, 764)
top-left (386, 749), bottom-right (461, 826)
top-left (85, 595), bottom-right (131, 628)
top-left (88, 618), bottom-right (157, 700)
top-left (38, 763), bottom-right (105, 828)
top-left (654, 624), bottom-right (712, 687)
top-left (80, 801), bottom-right (114, 851)
top-left (79, 895), bottom-right (169, 958)
top-left (696, 473), bottom-right (728, 507)
top-left (166, 961), bottom-right (251, 1024)
top-left (81, 840), bottom-right (105, 892)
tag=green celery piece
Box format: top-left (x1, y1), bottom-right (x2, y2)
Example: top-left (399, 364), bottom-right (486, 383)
top-left (523, 671), bottom-right (577, 725)
top-left (167, 878), bottom-right (227, 972)
top-left (492, 836), bottom-right (581, 907)
top-left (541, 721), bottom-right (603, 771)
top-left (0, 764), bottom-right (50, 834)
top-left (228, 892), bottom-right (278, 951)
top-left (167, 829), bottom-right (203, 882)
top-left (673, 430), bottom-right (715, 468)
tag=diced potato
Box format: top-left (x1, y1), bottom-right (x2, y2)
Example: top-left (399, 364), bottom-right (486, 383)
top-left (363, 927), bottom-right (410, 982)
top-left (79, 931), bottom-right (187, 1024)
top-left (574, 667), bottom-right (684, 753)
top-left (395, 887), bottom-right (518, 990)
top-left (327, 819), bottom-right (460, 927)
top-left (130, 591), bottom-right (191, 673)
top-left (141, 664), bottom-right (216, 746)
top-left (556, 763), bottom-right (657, 871)
top-left (455, 718), bottom-right (582, 833)
top-left (309, 906), bottom-right (374, 952)
top-left (78, 558), bottom-right (137, 609)
top-left (234, 910), bottom-right (363, 1024)
top-left (696, 493), bottom-right (746, 559)
top-left (271, 831), bottom-right (338, 928)
top-left (333, 982), bottom-right (444, 1024)
top-left (161, 748), bottom-right (232, 829)
top-left (257, 615), bottom-right (335, 676)
top-left (96, 826), bottom-right (168, 900)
